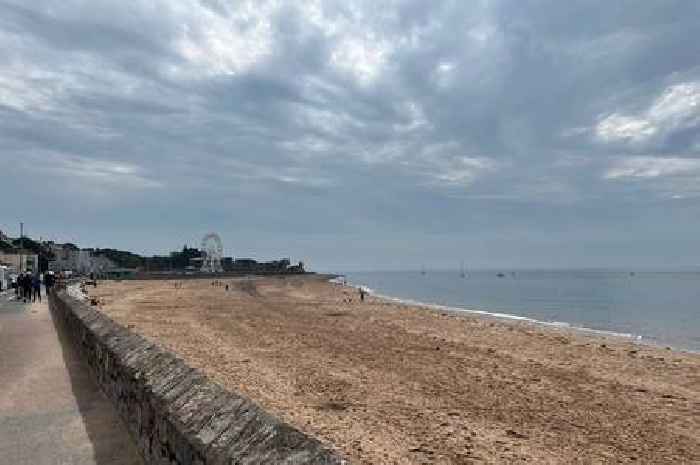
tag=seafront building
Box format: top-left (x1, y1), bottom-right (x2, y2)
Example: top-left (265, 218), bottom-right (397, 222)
top-left (0, 230), bottom-right (304, 278)
top-left (0, 250), bottom-right (38, 273)
top-left (186, 256), bottom-right (303, 274)
top-left (225, 258), bottom-right (304, 274)
top-left (0, 230), bottom-right (39, 273)
top-left (0, 265), bottom-right (8, 291)
top-left (142, 247), bottom-right (305, 275)
top-left (46, 242), bottom-right (118, 275)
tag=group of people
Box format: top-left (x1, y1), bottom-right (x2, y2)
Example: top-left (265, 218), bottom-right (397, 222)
top-left (14, 271), bottom-right (55, 303)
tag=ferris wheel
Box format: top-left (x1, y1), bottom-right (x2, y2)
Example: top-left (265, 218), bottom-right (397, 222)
top-left (201, 233), bottom-right (224, 273)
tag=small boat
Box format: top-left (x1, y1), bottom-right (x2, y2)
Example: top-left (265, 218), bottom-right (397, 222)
top-left (497, 272), bottom-right (505, 278)
top-left (420, 265), bottom-right (426, 275)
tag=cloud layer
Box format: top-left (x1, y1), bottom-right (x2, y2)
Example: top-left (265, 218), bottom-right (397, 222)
top-left (1, 0), bottom-right (699, 269)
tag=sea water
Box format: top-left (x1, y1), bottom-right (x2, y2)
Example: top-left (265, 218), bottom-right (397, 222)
top-left (342, 270), bottom-right (700, 353)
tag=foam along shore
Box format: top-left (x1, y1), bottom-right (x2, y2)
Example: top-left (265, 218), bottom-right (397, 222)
top-left (86, 275), bottom-right (700, 464)
top-left (333, 276), bottom-right (700, 353)
top-left (354, 286), bottom-right (648, 345)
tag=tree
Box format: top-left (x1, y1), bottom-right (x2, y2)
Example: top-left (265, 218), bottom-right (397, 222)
top-left (169, 245), bottom-right (202, 269)
top-left (92, 248), bottom-right (144, 269)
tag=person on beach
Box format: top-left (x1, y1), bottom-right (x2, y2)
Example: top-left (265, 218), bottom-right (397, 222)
top-left (359, 287), bottom-right (366, 302)
top-left (32, 274), bottom-right (41, 302)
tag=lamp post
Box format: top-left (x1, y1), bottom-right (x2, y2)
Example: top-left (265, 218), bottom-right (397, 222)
top-left (19, 222), bottom-right (23, 273)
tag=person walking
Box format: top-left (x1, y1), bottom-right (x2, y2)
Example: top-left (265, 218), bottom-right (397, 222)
top-left (32, 274), bottom-right (41, 302)
top-left (15, 274), bottom-right (22, 300)
top-left (20, 273), bottom-right (26, 302)
top-left (18, 273), bottom-right (25, 302)
top-left (22, 273), bottom-right (32, 303)
top-left (44, 271), bottom-right (54, 294)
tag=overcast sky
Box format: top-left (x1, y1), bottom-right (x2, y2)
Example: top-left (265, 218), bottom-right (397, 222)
top-left (1, 0), bottom-right (699, 271)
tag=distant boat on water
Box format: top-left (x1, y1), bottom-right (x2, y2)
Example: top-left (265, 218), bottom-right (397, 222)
top-left (497, 272), bottom-right (505, 278)
top-left (420, 265), bottom-right (426, 275)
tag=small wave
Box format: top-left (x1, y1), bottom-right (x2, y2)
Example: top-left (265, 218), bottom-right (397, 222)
top-left (540, 320), bottom-right (640, 340)
top-left (328, 276), bottom-right (374, 294)
top-left (338, 277), bottom-right (643, 343)
top-left (544, 321), bottom-right (571, 328)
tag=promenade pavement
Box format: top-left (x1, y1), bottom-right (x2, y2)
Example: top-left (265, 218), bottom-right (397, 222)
top-left (0, 289), bottom-right (143, 465)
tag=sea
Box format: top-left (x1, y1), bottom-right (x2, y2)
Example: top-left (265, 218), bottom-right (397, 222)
top-left (342, 270), bottom-right (700, 353)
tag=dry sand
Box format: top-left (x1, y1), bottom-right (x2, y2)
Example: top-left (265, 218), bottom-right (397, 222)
top-left (87, 276), bottom-right (700, 464)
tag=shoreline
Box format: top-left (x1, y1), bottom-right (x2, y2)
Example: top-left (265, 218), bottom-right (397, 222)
top-left (334, 275), bottom-right (699, 355)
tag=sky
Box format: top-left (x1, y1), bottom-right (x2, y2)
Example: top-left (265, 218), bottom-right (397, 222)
top-left (1, 0), bottom-right (699, 271)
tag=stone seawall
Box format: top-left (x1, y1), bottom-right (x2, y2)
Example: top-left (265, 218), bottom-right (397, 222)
top-left (49, 289), bottom-right (347, 465)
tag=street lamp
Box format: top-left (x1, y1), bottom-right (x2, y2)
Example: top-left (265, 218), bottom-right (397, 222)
top-left (19, 222), bottom-right (23, 273)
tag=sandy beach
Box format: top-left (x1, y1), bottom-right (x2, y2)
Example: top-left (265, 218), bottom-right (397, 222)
top-left (86, 276), bottom-right (700, 464)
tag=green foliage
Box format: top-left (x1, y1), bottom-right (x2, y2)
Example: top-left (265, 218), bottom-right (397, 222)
top-left (92, 248), bottom-right (144, 269)
top-left (10, 237), bottom-right (53, 259)
top-left (169, 245), bottom-right (202, 269)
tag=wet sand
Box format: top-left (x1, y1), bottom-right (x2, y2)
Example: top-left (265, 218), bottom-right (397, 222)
top-left (87, 276), bottom-right (700, 464)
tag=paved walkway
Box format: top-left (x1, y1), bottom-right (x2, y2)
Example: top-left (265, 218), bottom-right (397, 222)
top-left (0, 290), bottom-right (143, 465)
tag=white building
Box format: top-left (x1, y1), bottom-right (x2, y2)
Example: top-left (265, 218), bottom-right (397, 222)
top-left (0, 265), bottom-right (7, 291)
top-left (48, 245), bottom-right (80, 272)
top-left (48, 244), bottom-right (116, 275)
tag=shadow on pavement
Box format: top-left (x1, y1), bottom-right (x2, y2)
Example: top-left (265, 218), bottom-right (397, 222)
top-left (48, 296), bottom-right (144, 465)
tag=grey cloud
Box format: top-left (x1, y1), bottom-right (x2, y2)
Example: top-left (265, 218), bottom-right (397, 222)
top-left (1, 0), bottom-right (699, 269)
